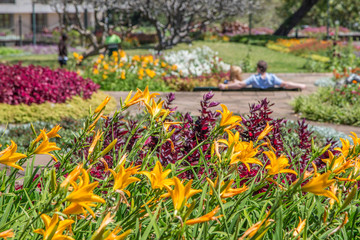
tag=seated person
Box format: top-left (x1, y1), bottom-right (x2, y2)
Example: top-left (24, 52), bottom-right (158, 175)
top-left (219, 60), bottom-right (306, 90)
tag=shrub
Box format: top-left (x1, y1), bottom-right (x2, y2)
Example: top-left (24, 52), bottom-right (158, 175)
top-left (127, 32), bottom-right (158, 44)
top-left (230, 34), bottom-right (288, 46)
top-left (1, 88), bottom-right (358, 239)
top-left (0, 63), bottom-right (99, 105)
top-left (0, 47), bottom-right (23, 56)
top-left (0, 91), bottom-right (116, 123)
top-left (293, 84), bottom-right (360, 126)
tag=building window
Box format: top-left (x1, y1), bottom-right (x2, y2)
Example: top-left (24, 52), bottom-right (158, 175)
top-left (31, 13), bottom-right (48, 33)
top-left (0, 0), bottom-right (15, 3)
top-left (0, 14), bottom-right (13, 29)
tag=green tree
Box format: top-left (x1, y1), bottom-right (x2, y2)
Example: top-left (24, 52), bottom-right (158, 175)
top-left (275, 0), bottom-right (360, 34)
top-left (273, 0), bottom-right (319, 36)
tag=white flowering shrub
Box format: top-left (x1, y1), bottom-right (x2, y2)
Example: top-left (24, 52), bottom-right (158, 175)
top-left (163, 46), bottom-right (230, 76)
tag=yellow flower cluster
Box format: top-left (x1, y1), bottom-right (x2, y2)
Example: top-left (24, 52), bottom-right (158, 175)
top-left (73, 52), bottom-right (84, 64)
top-left (204, 34), bottom-right (230, 42)
top-left (92, 50), bottom-right (178, 81)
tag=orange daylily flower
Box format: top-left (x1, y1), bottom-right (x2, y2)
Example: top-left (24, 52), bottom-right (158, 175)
top-left (88, 113), bottom-right (104, 131)
top-left (211, 140), bottom-right (222, 162)
top-left (144, 99), bottom-right (170, 119)
top-left (122, 90), bottom-right (143, 108)
top-left (33, 214), bottom-right (74, 240)
top-left (239, 214), bottom-right (273, 240)
top-left (34, 125), bottom-right (62, 142)
top-left (0, 140), bottom-right (27, 170)
top-left (112, 154), bottom-right (140, 175)
top-left (322, 151), bottom-right (353, 174)
top-left (301, 171), bottom-right (338, 202)
top-left (0, 229), bottom-right (14, 239)
top-left (218, 130), bottom-right (241, 147)
top-left (163, 121), bottom-right (182, 132)
top-left (140, 161), bottom-right (174, 190)
top-left (230, 141), bottom-right (263, 170)
top-left (257, 122), bottom-right (273, 141)
top-left (33, 130), bottom-right (61, 162)
top-left (207, 178), bottom-right (248, 198)
top-left (60, 164), bottom-right (83, 189)
top-left (349, 132), bottom-right (360, 147)
top-left (334, 138), bottom-right (351, 158)
top-left (293, 217), bottom-right (306, 237)
top-left (264, 151), bottom-right (297, 176)
top-left (92, 212), bottom-right (130, 240)
top-left (104, 228), bottom-right (131, 240)
top-left (185, 206), bottom-right (222, 225)
top-left (63, 169), bottom-right (105, 217)
top-left (163, 177), bottom-right (201, 211)
top-left (108, 165), bottom-right (140, 197)
top-left (88, 130), bottom-right (104, 155)
top-left (216, 104), bottom-right (242, 129)
top-left (138, 86), bottom-right (160, 105)
top-left (94, 96), bottom-right (111, 113)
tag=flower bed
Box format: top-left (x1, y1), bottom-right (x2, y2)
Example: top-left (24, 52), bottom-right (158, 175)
top-left (162, 46), bottom-right (230, 77)
top-left (14, 44), bottom-right (79, 55)
top-left (293, 83), bottom-right (360, 126)
top-left (298, 26), bottom-right (350, 37)
top-left (85, 50), bottom-right (175, 91)
top-left (84, 47), bottom-right (229, 91)
top-left (1, 88), bottom-right (358, 239)
top-left (0, 63), bottom-right (99, 105)
top-left (266, 38), bottom-right (331, 62)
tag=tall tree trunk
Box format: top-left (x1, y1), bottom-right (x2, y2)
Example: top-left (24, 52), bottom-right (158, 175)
top-left (273, 0), bottom-right (319, 36)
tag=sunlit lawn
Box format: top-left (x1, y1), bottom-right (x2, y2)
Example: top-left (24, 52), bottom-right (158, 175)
top-left (1, 41), bottom-right (310, 72)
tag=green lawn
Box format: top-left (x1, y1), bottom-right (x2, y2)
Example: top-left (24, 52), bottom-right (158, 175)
top-left (1, 41), bottom-right (311, 72)
top-left (1, 54), bottom-right (59, 68)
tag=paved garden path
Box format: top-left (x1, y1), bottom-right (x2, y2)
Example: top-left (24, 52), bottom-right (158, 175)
top-left (106, 73), bottom-right (360, 136)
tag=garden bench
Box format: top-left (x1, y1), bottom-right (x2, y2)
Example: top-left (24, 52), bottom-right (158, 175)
top-left (193, 87), bottom-right (302, 91)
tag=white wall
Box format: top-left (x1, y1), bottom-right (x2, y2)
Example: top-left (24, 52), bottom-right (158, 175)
top-left (0, 0), bottom-right (92, 14)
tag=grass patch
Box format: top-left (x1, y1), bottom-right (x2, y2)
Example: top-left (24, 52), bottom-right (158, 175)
top-left (292, 87), bottom-right (360, 126)
top-left (125, 41), bottom-right (309, 73)
top-left (0, 91), bottom-right (117, 124)
top-left (2, 41), bottom-right (310, 73)
top-left (1, 54), bottom-right (59, 68)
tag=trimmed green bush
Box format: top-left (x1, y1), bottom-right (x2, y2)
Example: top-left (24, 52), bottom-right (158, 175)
top-left (292, 86), bottom-right (360, 126)
top-left (0, 91), bottom-right (117, 124)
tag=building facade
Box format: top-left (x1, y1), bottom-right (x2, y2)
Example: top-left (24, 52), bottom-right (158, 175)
top-left (0, 0), bottom-right (94, 37)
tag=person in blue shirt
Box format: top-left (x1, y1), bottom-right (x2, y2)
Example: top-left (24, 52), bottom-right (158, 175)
top-left (218, 60), bottom-right (306, 90)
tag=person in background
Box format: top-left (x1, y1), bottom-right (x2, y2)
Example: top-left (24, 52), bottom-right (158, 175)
top-left (219, 60), bottom-right (306, 90)
top-left (58, 33), bottom-right (68, 67)
top-left (224, 65), bottom-right (243, 84)
top-left (105, 28), bottom-right (122, 56)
